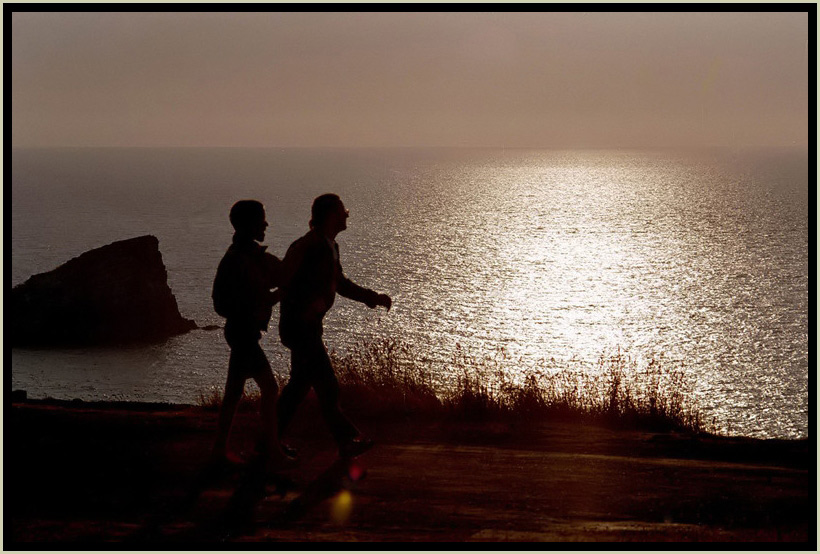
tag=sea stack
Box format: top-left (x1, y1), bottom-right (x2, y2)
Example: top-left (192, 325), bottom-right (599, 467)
top-left (11, 235), bottom-right (197, 347)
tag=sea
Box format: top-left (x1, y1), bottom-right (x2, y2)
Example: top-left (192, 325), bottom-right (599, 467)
top-left (10, 147), bottom-right (809, 439)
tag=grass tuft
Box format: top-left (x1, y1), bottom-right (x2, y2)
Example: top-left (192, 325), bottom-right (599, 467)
top-left (331, 339), bottom-right (443, 418)
top-left (197, 386), bottom-right (261, 413)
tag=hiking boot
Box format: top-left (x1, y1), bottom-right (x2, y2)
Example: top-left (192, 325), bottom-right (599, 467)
top-left (256, 439), bottom-right (297, 461)
top-left (339, 436), bottom-right (374, 459)
top-left (280, 442), bottom-right (299, 460)
top-left (267, 452), bottom-right (300, 471)
top-left (255, 442), bottom-right (299, 471)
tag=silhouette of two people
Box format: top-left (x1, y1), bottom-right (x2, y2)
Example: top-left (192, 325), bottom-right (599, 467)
top-left (210, 195), bottom-right (391, 469)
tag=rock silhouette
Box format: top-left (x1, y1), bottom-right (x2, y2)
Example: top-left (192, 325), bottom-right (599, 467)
top-left (11, 235), bottom-right (197, 347)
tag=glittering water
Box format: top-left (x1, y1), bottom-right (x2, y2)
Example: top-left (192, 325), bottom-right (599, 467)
top-left (11, 147), bottom-right (808, 438)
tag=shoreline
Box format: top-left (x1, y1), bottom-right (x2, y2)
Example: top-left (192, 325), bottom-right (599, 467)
top-left (8, 397), bottom-right (810, 544)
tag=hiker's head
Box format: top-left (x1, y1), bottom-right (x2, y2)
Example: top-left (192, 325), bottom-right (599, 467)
top-left (230, 200), bottom-right (268, 241)
top-left (310, 193), bottom-right (348, 236)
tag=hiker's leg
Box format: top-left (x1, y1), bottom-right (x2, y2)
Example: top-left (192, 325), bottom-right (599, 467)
top-left (212, 352), bottom-right (247, 458)
top-left (309, 341), bottom-right (359, 446)
top-left (276, 348), bottom-right (313, 438)
top-left (252, 356), bottom-right (281, 456)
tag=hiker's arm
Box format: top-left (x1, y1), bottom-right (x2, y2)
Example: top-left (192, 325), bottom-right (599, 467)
top-left (337, 268), bottom-right (392, 311)
top-left (267, 288), bottom-right (281, 307)
top-left (264, 253), bottom-right (282, 307)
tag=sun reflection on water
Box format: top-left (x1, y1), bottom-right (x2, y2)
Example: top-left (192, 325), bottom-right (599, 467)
top-left (334, 149), bottom-right (807, 438)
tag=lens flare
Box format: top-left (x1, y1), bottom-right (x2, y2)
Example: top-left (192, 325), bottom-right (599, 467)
top-left (331, 490), bottom-right (353, 524)
top-left (348, 462), bottom-right (365, 481)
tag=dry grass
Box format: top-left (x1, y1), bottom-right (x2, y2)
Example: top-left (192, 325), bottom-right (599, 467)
top-left (438, 344), bottom-right (710, 433)
top-left (331, 339), bottom-right (442, 417)
top-left (197, 387), bottom-right (262, 413)
top-left (199, 338), bottom-right (714, 434)
top-left (332, 339), bottom-right (713, 434)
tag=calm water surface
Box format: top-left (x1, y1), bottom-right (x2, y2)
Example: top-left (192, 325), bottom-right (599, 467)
top-left (11, 148), bottom-right (809, 438)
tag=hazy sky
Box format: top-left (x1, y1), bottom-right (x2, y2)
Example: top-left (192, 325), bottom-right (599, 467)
top-left (11, 11), bottom-right (809, 148)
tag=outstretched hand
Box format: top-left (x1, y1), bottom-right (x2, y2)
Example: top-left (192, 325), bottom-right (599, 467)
top-left (368, 292), bottom-right (392, 311)
top-left (377, 293), bottom-right (392, 312)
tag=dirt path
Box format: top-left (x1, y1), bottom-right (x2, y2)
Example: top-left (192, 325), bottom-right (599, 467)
top-left (7, 400), bottom-right (810, 544)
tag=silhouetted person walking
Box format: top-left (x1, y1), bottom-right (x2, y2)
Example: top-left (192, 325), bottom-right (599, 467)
top-left (210, 200), bottom-right (288, 468)
top-left (278, 194), bottom-right (392, 459)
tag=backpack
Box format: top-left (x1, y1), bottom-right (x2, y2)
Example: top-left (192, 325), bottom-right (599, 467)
top-left (212, 252), bottom-right (238, 319)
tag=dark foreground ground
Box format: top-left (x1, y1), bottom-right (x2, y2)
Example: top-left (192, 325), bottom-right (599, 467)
top-left (7, 398), bottom-right (812, 545)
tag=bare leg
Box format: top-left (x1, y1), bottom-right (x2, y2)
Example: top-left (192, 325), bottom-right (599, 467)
top-left (309, 343), bottom-right (359, 446)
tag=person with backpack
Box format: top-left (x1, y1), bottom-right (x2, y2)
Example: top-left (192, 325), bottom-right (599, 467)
top-left (210, 199), bottom-right (289, 468)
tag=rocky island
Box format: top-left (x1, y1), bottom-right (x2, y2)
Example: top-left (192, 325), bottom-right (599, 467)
top-left (10, 235), bottom-right (197, 347)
